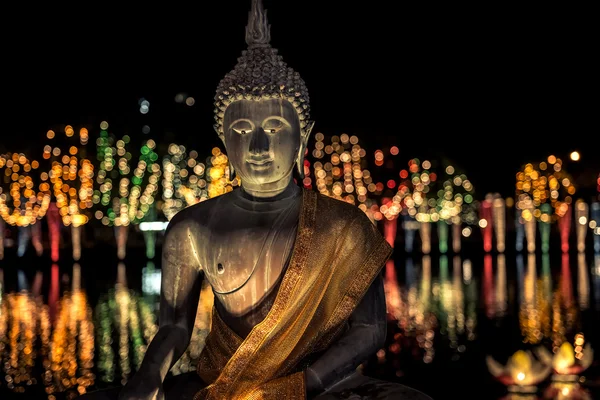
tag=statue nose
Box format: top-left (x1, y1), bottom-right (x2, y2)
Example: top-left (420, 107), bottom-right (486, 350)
top-left (249, 127), bottom-right (269, 154)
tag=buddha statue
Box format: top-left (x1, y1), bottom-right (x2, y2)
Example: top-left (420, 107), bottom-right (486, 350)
top-left (82, 1), bottom-right (431, 399)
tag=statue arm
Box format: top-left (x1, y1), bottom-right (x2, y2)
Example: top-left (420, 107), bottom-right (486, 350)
top-left (120, 219), bottom-right (204, 400)
top-left (305, 273), bottom-right (387, 397)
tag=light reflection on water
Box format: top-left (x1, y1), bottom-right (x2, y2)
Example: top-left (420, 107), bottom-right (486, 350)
top-left (0, 254), bottom-right (599, 399)
top-left (367, 253), bottom-right (600, 399)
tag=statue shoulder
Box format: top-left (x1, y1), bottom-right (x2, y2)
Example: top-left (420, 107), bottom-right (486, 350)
top-left (164, 196), bottom-right (222, 241)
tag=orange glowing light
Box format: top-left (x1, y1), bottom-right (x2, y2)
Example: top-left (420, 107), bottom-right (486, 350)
top-left (65, 125), bottom-right (75, 137)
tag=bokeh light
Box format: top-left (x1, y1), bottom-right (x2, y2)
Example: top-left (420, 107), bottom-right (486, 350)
top-left (161, 144), bottom-right (208, 221)
top-left (0, 153), bottom-right (51, 227)
top-left (309, 132), bottom-right (372, 216)
top-left (92, 123), bottom-right (160, 227)
top-left (570, 151), bottom-right (580, 161)
top-left (516, 155), bottom-right (576, 223)
top-left (44, 125), bottom-right (94, 227)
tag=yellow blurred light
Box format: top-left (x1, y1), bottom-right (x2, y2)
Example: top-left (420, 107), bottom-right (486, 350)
top-left (65, 125), bottom-right (75, 137)
top-left (71, 214), bottom-right (89, 227)
top-left (570, 151), bottom-right (580, 161)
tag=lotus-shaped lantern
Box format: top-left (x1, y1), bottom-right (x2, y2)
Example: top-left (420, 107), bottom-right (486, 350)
top-left (487, 349), bottom-right (552, 394)
top-left (535, 339), bottom-right (593, 382)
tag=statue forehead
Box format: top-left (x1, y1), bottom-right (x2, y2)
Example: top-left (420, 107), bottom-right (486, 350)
top-left (224, 98), bottom-right (299, 121)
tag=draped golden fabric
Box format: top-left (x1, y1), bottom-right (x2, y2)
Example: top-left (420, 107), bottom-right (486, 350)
top-left (194, 189), bottom-right (393, 399)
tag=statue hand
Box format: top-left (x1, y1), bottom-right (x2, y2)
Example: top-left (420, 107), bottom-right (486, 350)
top-left (118, 373), bottom-right (165, 400)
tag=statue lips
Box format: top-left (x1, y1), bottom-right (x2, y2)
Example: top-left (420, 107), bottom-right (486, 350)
top-left (247, 156), bottom-right (274, 170)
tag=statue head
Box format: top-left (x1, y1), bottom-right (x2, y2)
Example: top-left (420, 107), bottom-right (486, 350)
top-left (214, 0), bottom-right (314, 194)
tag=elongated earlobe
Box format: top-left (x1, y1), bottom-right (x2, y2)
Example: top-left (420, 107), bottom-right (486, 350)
top-left (296, 148), bottom-right (305, 180)
top-left (228, 164), bottom-right (236, 181)
top-left (296, 121), bottom-right (314, 181)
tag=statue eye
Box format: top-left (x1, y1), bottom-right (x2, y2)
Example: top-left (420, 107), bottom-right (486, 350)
top-left (231, 121), bottom-right (253, 135)
top-left (263, 118), bottom-right (286, 134)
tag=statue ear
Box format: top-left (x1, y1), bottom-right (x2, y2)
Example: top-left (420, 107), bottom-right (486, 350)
top-left (296, 121), bottom-right (315, 180)
top-left (302, 121), bottom-right (315, 145)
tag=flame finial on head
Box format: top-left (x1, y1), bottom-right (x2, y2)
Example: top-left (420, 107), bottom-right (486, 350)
top-left (213, 0), bottom-right (312, 136)
top-left (245, 0), bottom-right (271, 48)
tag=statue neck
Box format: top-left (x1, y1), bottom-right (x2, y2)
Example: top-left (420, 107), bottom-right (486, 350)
top-left (240, 175), bottom-right (297, 199)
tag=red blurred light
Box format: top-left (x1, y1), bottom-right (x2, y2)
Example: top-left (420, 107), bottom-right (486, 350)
top-left (399, 170), bottom-right (408, 179)
top-left (387, 180), bottom-right (396, 189)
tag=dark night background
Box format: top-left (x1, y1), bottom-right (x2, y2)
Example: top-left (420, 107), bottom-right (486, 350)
top-left (1, 3), bottom-right (599, 399)
top-left (2, 2), bottom-right (598, 197)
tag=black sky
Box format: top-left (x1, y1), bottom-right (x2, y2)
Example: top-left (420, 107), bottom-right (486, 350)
top-left (3, 2), bottom-right (598, 198)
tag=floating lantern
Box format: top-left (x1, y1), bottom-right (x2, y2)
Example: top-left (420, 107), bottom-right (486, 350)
top-left (487, 349), bottom-right (552, 394)
top-left (535, 337), bottom-right (593, 382)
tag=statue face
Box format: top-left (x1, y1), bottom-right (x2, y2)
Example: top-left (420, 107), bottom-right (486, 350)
top-left (223, 98), bottom-right (301, 186)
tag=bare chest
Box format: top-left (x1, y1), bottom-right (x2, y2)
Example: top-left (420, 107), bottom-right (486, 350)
top-left (200, 206), bottom-right (298, 316)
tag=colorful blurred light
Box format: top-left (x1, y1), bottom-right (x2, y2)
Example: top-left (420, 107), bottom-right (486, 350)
top-left (161, 144), bottom-right (209, 221)
top-left (516, 156), bottom-right (576, 224)
top-left (309, 132), bottom-right (372, 216)
top-left (93, 123), bottom-right (160, 227)
top-left (0, 153), bottom-right (51, 227)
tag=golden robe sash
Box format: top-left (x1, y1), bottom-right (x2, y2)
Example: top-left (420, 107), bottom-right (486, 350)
top-left (194, 189), bottom-right (393, 399)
